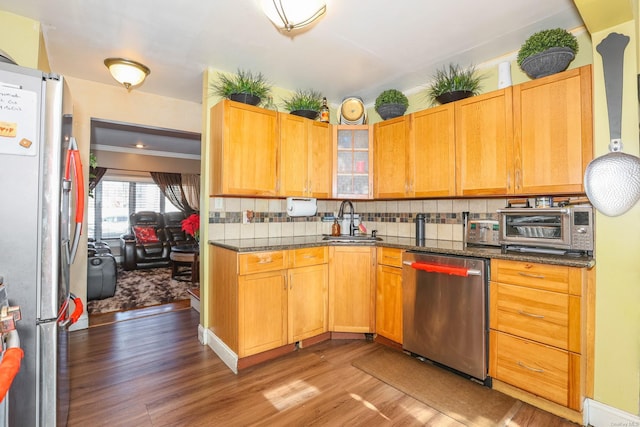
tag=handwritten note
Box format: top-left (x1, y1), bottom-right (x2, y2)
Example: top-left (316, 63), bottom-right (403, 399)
top-left (0, 85), bottom-right (37, 156)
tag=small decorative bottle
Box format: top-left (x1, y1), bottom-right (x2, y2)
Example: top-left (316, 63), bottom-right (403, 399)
top-left (320, 97), bottom-right (330, 123)
top-left (331, 218), bottom-right (341, 236)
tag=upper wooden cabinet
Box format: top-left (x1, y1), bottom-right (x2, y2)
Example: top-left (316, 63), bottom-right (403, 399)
top-left (455, 88), bottom-right (514, 196)
top-left (279, 114), bottom-right (333, 198)
top-left (333, 125), bottom-right (373, 199)
top-left (374, 116), bottom-right (411, 198)
top-left (411, 104), bottom-right (456, 197)
top-left (209, 100), bottom-right (278, 196)
top-left (513, 65), bottom-right (593, 195)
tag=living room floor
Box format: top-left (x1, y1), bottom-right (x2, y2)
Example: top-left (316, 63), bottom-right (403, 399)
top-left (68, 308), bottom-right (579, 426)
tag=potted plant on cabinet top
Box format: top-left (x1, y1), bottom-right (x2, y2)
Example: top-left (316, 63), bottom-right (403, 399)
top-left (426, 63), bottom-right (483, 105)
top-left (282, 89), bottom-right (324, 120)
top-left (375, 89), bottom-right (409, 120)
top-left (210, 69), bottom-right (271, 106)
top-left (517, 28), bottom-right (578, 79)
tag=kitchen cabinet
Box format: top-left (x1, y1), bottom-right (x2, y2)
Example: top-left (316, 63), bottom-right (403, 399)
top-left (411, 104), bottom-right (456, 197)
top-left (455, 88), bottom-right (514, 196)
top-left (374, 116), bottom-right (411, 198)
top-left (328, 246), bottom-right (376, 332)
top-left (287, 247), bottom-right (328, 342)
top-left (513, 65), bottom-right (593, 195)
top-left (333, 125), bottom-right (373, 199)
top-left (209, 246), bottom-right (328, 359)
top-left (209, 100), bottom-right (278, 196)
top-left (489, 259), bottom-right (594, 413)
top-left (279, 114), bottom-right (333, 198)
top-left (375, 247), bottom-right (403, 343)
top-left (238, 250), bottom-right (288, 357)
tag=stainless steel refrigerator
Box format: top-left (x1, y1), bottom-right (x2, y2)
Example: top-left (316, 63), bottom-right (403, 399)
top-left (0, 61), bottom-right (84, 426)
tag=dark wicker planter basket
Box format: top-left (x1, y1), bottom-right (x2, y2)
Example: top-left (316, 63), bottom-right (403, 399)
top-left (435, 90), bottom-right (474, 105)
top-left (520, 47), bottom-right (575, 79)
top-left (229, 93), bottom-right (261, 106)
top-left (376, 103), bottom-right (408, 120)
top-left (290, 109), bottom-right (319, 120)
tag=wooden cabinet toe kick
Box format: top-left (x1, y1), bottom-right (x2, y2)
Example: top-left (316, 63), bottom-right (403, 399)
top-left (237, 332), bottom-right (331, 371)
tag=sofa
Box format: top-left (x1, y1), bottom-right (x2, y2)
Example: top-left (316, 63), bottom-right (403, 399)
top-left (120, 211), bottom-right (172, 271)
top-left (163, 211), bottom-right (196, 247)
top-left (87, 241), bottom-right (117, 300)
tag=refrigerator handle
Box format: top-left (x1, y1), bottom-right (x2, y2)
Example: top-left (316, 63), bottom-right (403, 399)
top-left (59, 293), bottom-right (83, 329)
top-left (65, 137), bottom-right (85, 264)
top-left (0, 330), bottom-right (23, 402)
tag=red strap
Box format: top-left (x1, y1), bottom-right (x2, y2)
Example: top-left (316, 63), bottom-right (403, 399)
top-left (0, 348), bottom-right (24, 402)
top-left (411, 262), bottom-right (470, 277)
top-left (69, 295), bottom-right (84, 325)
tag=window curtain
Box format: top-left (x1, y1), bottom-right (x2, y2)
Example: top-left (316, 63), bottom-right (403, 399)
top-left (181, 173), bottom-right (200, 212)
top-left (150, 172), bottom-right (195, 214)
top-left (89, 166), bottom-right (107, 194)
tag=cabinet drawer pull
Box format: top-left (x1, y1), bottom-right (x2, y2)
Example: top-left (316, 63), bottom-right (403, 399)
top-left (258, 258), bottom-right (273, 264)
top-left (517, 272), bottom-right (545, 279)
top-left (517, 361), bottom-right (544, 373)
top-left (517, 310), bottom-right (545, 319)
top-left (303, 255), bottom-right (315, 259)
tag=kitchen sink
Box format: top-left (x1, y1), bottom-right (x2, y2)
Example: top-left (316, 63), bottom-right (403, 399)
top-left (322, 235), bottom-right (383, 243)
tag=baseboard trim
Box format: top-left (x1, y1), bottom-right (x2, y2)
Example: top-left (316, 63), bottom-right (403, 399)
top-left (69, 312), bottom-right (89, 331)
top-left (584, 398), bottom-right (640, 427)
top-left (206, 329), bottom-right (238, 374)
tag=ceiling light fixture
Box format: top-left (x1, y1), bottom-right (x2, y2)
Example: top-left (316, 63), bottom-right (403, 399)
top-left (261, 0), bottom-right (326, 32)
top-left (104, 57), bottom-right (150, 91)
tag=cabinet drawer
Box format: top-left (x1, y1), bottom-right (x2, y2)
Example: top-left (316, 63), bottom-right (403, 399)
top-left (290, 246), bottom-right (328, 268)
top-left (491, 259), bottom-right (581, 295)
top-left (377, 247), bottom-right (403, 268)
top-left (491, 331), bottom-right (569, 407)
top-left (239, 251), bottom-right (286, 275)
top-left (490, 282), bottom-right (570, 350)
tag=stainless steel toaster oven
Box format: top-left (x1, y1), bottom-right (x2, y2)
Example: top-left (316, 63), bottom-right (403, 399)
top-left (497, 205), bottom-right (594, 255)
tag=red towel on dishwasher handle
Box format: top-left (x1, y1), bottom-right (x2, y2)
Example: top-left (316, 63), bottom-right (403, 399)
top-left (410, 262), bottom-right (470, 277)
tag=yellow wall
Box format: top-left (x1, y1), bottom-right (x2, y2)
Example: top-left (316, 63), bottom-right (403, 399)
top-left (589, 21), bottom-right (640, 416)
top-left (64, 76), bottom-right (202, 313)
top-left (0, 11), bottom-right (41, 68)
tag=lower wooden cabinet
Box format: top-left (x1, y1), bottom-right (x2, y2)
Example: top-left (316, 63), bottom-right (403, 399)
top-left (210, 246), bottom-right (328, 358)
top-left (288, 255), bottom-right (328, 343)
top-left (375, 247), bottom-right (403, 343)
top-left (489, 259), bottom-right (594, 412)
top-left (328, 246), bottom-right (375, 333)
top-left (238, 270), bottom-right (287, 357)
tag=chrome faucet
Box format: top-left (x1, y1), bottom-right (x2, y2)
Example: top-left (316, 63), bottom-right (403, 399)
top-left (338, 200), bottom-right (358, 236)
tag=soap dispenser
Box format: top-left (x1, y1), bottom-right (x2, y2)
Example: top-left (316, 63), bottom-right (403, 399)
top-left (331, 218), bottom-right (341, 236)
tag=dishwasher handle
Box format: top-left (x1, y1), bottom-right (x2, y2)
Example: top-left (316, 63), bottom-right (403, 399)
top-left (403, 260), bottom-right (481, 277)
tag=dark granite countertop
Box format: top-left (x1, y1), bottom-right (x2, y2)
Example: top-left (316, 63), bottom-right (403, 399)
top-left (209, 235), bottom-right (595, 268)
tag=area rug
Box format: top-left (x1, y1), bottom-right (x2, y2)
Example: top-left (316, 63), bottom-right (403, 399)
top-left (352, 346), bottom-right (520, 427)
top-left (87, 267), bottom-right (193, 315)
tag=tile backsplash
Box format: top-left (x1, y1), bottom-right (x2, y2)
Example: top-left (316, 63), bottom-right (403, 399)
top-left (208, 197), bottom-right (507, 241)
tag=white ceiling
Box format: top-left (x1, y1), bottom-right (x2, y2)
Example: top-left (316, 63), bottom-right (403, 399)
top-left (0, 0), bottom-right (585, 155)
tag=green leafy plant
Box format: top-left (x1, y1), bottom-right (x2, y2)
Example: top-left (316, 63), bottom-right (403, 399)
top-left (282, 89), bottom-right (324, 112)
top-left (425, 64), bottom-right (482, 104)
top-left (517, 28), bottom-right (578, 66)
top-left (210, 69), bottom-right (271, 99)
top-left (374, 89), bottom-right (409, 110)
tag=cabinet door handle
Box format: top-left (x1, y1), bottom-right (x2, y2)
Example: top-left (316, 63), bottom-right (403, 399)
top-left (284, 275), bottom-right (288, 291)
top-left (517, 361), bottom-right (544, 373)
top-left (518, 310), bottom-right (545, 319)
top-left (518, 272), bottom-right (545, 279)
top-left (258, 258), bottom-right (273, 264)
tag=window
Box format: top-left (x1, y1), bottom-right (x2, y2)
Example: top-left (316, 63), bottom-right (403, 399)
top-left (88, 178), bottom-right (179, 240)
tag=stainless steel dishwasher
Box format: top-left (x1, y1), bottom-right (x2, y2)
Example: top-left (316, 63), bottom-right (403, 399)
top-left (402, 251), bottom-right (490, 384)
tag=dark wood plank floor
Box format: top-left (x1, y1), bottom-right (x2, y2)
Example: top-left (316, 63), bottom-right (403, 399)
top-left (68, 309), bottom-right (579, 426)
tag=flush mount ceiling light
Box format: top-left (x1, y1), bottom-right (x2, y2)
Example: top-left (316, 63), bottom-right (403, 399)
top-left (261, 0), bottom-right (326, 32)
top-left (104, 58), bottom-right (150, 91)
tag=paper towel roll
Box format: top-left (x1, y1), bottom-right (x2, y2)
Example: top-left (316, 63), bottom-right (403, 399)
top-left (286, 197), bottom-right (317, 217)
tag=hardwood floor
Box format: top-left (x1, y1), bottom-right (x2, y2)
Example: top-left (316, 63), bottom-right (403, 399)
top-left (68, 309), bottom-right (579, 426)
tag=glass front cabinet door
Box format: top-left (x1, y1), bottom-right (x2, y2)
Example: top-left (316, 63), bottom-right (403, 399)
top-left (333, 125), bottom-right (373, 199)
